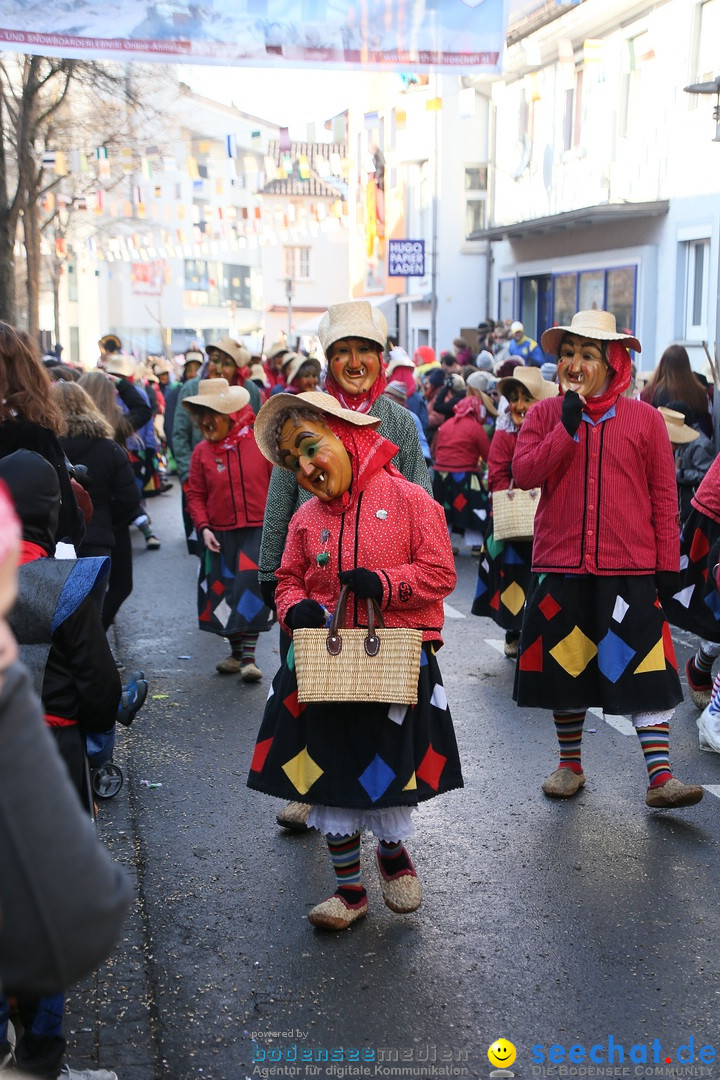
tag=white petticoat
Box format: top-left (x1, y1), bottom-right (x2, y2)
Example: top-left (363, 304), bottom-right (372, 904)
top-left (307, 804), bottom-right (416, 842)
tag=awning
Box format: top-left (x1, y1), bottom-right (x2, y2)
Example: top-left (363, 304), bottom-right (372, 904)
top-left (294, 294), bottom-right (399, 336)
top-left (471, 200), bottom-right (670, 242)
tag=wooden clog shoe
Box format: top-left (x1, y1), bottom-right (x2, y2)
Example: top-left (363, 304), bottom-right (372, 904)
top-left (375, 849), bottom-right (422, 914)
top-left (308, 892), bottom-right (368, 930)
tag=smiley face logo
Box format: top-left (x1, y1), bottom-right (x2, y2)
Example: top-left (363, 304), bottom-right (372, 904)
top-left (488, 1039), bottom-right (517, 1069)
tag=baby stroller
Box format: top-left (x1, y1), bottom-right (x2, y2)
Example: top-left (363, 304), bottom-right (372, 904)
top-left (85, 670), bottom-right (148, 801)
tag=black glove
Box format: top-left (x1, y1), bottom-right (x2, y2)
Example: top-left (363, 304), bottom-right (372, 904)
top-left (338, 568), bottom-right (383, 601)
top-left (655, 571), bottom-right (681, 606)
top-left (286, 599), bottom-right (327, 630)
top-left (561, 389), bottom-right (584, 437)
top-left (260, 579), bottom-right (277, 612)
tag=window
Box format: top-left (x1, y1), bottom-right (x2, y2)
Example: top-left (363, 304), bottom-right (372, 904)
top-left (553, 274), bottom-right (577, 326)
top-left (220, 264), bottom-right (251, 307)
top-left (184, 259), bottom-right (208, 291)
top-left (283, 246), bottom-right (311, 280)
top-left (67, 260), bottom-right (78, 302)
top-left (464, 165), bottom-right (487, 240)
top-left (619, 31), bottom-right (655, 138)
top-left (696, 0), bottom-right (720, 82)
top-left (606, 267), bottom-right (637, 337)
top-left (684, 239), bottom-right (710, 339)
top-left (562, 68), bottom-right (584, 151)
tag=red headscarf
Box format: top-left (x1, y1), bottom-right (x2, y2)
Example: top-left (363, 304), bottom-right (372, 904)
top-left (322, 414), bottom-right (400, 514)
top-left (214, 404), bottom-right (257, 451)
top-left (453, 395), bottom-right (486, 422)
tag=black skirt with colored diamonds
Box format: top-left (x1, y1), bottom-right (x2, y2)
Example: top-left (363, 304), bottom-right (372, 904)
top-left (247, 642), bottom-right (463, 809)
top-left (663, 508), bottom-right (720, 643)
top-left (471, 521), bottom-right (532, 633)
top-left (513, 573), bottom-right (683, 713)
top-left (432, 468), bottom-right (489, 541)
top-left (197, 525), bottom-right (274, 637)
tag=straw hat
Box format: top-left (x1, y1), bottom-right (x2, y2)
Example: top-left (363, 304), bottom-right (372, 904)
top-left (184, 348), bottom-right (205, 367)
top-left (104, 354), bottom-right (135, 379)
top-left (254, 390), bottom-right (381, 467)
top-left (100, 333), bottom-right (122, 351)
top-left (181, 378), bottom-right (250, 415)
top-left (152, 357), bottom-right (174, 376)
top-left (266, 340), bottom-right (289, 361)
top-left (659, 407), bottom-right (700, 445)
top-left (207, 337), bottom-right (251, 368)
top-left (249, 363), bottom-right (269, 386)
top-left (541, 310), bottom-right (641, 356)
top-left (317, 301), bottom-right (387, 354)
top-left (282, 353), bottom-right (321, 387)
top-left (497, 365), bottom-right (559, 402)
top-left (465, 370), bottom-right (498, 416)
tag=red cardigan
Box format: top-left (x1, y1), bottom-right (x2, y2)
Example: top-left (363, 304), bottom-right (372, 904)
top-left (186, 433), bottom-right (272, 534)
top-left (432, 414), bottom-right (491, 471)
top-left (487, 428), bottom-right (518, 492)
top-left (691, 452), bottom-right (720, 525)
top-left (513, 395), bottom-right (679, 575)
top-left (275, 468), bottom-right (456, 643)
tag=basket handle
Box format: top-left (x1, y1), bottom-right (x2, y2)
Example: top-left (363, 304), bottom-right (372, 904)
top-left (326, 584), bottom-right (382, 657)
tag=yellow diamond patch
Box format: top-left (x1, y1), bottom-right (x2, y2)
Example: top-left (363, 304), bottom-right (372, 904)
top-left (282, 748), bottom-right (323, 795)
top-left (634, 639), bottom-right (665, 674)
top-left (501, 581), bottom-right (526, 616)
top-left (403, 771), bottom-right (417, 791)
top-left (550, 626), bottom-right (598, 677)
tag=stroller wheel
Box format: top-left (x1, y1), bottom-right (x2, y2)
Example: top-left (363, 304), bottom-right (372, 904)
top-left (92, 763), bottom-right (124, 799)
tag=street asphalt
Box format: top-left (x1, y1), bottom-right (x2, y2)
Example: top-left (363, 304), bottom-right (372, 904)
top-left (63, 482), bottom-right (720, 1080)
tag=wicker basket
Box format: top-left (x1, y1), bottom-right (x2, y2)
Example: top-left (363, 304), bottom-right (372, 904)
top-left (492, 483), bottom-right (540, 542)
top-left (293, 585), bottom-right (423, 705)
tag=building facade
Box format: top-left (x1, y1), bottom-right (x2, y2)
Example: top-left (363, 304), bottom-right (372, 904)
top-left (473, 0), bottom-right (720, 372)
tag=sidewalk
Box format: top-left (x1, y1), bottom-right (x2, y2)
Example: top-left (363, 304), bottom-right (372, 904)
top-left (63, 625), bottom-right (158, 1080)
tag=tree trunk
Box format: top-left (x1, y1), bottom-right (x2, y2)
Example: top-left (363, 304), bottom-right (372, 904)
top-left (0, 209), bottom-right (16, 324)
top-left (24, 202), bottom-right (41, 341)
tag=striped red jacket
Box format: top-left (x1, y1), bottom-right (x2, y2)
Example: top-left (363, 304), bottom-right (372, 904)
top-left (513, 395), bottom-right (680, 575)
top-left (691, 451), bottom-right (720, 525)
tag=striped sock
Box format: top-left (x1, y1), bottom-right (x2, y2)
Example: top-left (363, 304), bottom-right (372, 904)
top-left (552, 711), bottom-right (585, 774)
top-left (241, 634), bottom-right (259, 663)
top-left (694, 646), bottom-right (715, 678)
top-left (228, 634), bottom-right (243, 659)
top-left (377, 839), bottom-right (411, 876)
top-left (709, 671), bottom-right (720, 718)
top-left (636, 723), bottom-right (672, 788)
top-left (326, 833), bottom-right (364, 901)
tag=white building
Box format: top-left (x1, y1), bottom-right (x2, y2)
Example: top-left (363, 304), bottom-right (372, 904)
top-left (345, 71), bottom-right (492, 357)
top-left (52, 81), bottom-right (283, 366)
top-left (472, 0), bottom-right (720, 372)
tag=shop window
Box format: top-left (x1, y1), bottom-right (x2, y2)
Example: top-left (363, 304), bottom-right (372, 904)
top-left (578, 270), bottom-right (604, 311)
top-left (553, 274), bottom-right (577, 326)
top-left (606, 267), bottom-right (637, 336)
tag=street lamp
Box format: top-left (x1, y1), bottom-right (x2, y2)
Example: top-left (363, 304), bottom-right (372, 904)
top-left (684, 77), bottom-right (720, 141)
top-left (285, 276), bottom-right (293, 342)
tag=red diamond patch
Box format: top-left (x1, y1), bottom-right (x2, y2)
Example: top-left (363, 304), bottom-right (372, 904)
top-left (249, 737), bottom-right (273, 772)
top-left (538, 593), bottom-right (561, 621)
top-left (416, 744), bottom-right (447, 790)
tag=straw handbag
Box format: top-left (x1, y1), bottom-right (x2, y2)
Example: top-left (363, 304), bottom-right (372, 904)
top-left (293, 585), bottom-right (423, 705)
top-left (492, 482), bottom-right (540, 542)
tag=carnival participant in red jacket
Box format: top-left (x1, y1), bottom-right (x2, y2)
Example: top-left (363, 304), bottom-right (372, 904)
top-left (512, 310), bottom-right (703, 810)
top-left (247, 391), bottom-right (463, 931)
top-left (183, 379), bottom-right (274, 681)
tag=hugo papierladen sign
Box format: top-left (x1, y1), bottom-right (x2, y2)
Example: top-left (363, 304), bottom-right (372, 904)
top-left (388, 240), bottom-right (425, 277)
